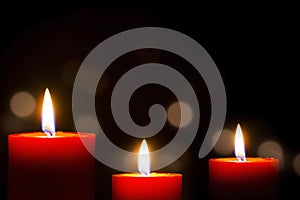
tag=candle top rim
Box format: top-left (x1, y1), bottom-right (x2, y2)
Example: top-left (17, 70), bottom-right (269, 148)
top-left (112, 172), bottom-right (182, 177)
top-left (209, 157), bottom-right (279, 163)
top-left (9, 131), bottom-right (95, 138)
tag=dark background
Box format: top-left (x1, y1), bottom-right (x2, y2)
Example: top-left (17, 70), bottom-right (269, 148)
top-left (0, 2), bottom-right (299, 200)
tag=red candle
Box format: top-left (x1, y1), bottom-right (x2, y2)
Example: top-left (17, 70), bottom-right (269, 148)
top-left (209, 124), bottom-right (279, 200)
top-left (112, 140), bottom-right (182, 200)
top-left (8, 89), bottom-right (96, 200)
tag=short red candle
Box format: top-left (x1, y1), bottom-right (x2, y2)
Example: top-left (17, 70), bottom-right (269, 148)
top-left (8, 132), bottom-right (96, 200)
top-left (8, 88), bottom-right (96, 200)
top-left (209, 124), bottom-right (279, 200)
top-left (112, 173), bottom-right (182, 200)
top-left (112, 139), bottom-right (182, 200)
top-left (209, 157), bottom-right (279, 200)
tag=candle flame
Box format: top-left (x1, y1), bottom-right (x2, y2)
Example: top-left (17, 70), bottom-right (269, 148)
top-left (138, 139), bottom-right (150, 175)
top-left (42, 88), bottom-right (55, 137)
top-left (235, 124), bottom-right (246, 161)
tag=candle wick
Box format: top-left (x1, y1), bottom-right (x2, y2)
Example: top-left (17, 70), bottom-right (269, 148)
top-left (140, 171), bottom-right (150, 176)
top-left (237, 156), bottom-right (246, 162)
top-left (43, 129), bottom-right (55, 137)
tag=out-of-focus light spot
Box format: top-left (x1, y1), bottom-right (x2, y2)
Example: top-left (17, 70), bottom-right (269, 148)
top-left (257, 140), bottom-right (283, 160)
top-left (1, 114), bottom-right (27, 134)
top-left (80, 66), bottom-right (105, 95)
top-left (213, 129), bottom-right (234, 155)
top-left (257, 140), bottom-right (284, 170)
top-left (167, 101), bottom-right (193, 128)
top-left (61, 60), bottom-right (81, 86)
top-left (293, 154), bottom-right (300, 176)
top-left (122, 152), bottom-right (139, 171)
top-left (75, 115), bottom-right (100, 133)
top-left (10, 91), bottom-right (36, 118)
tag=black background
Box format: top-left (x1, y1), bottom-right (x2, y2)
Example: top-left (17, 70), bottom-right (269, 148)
top-left (0, 2), bottom-right (299, 199)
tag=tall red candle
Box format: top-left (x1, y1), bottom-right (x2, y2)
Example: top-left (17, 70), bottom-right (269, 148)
top-left (209, 124), bottom-right (279, 200)
top-left (8, 89), bottom-right (96, 200)
top-left (112, 140), bottom-right (182, 200)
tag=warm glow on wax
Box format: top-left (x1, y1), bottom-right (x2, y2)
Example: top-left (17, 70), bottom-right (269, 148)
top-left (235, 124), bottom-right (246, 161)
top-left (138, 139), bottom-right (150, 175)
top-left (42, 88), bottom-right (55, 137)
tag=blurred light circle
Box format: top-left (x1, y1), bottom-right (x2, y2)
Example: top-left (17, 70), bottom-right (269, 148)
top-left (257, 140), bottom-right (283, 160)
top-left (75, 115), bottom-right (100, 133)
top-left (10, 91), bottom-right (36, 118)
top-left (257, 140), bottom-right (284, 169)
top-left (61, 60), bottom-right (81, 86)
top-left (167, 101), bottom-right (193, 128)
top-left (293, 154), bottom-right (300, 176)
top-left (213, 129), bottom-right (234, 155)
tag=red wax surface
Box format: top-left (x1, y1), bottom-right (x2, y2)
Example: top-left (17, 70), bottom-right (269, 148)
top-left (112, 173), bottom-right (182, 200)
top-left (209, 157), bottom-right (279, 200)
top-left (8, 132), bottom-right (96, 200)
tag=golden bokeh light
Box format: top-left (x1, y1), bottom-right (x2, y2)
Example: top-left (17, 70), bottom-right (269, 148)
top-left (213, 129), bottom-right (235, 155)
top-left (10, 91), bottom-right (36, 118)
top-left (257, 140), bottom-right (284, 170)
top-left (293, 153), bottom-right (300, 176)
top-left (167, 101), bottom-right (193, 128)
